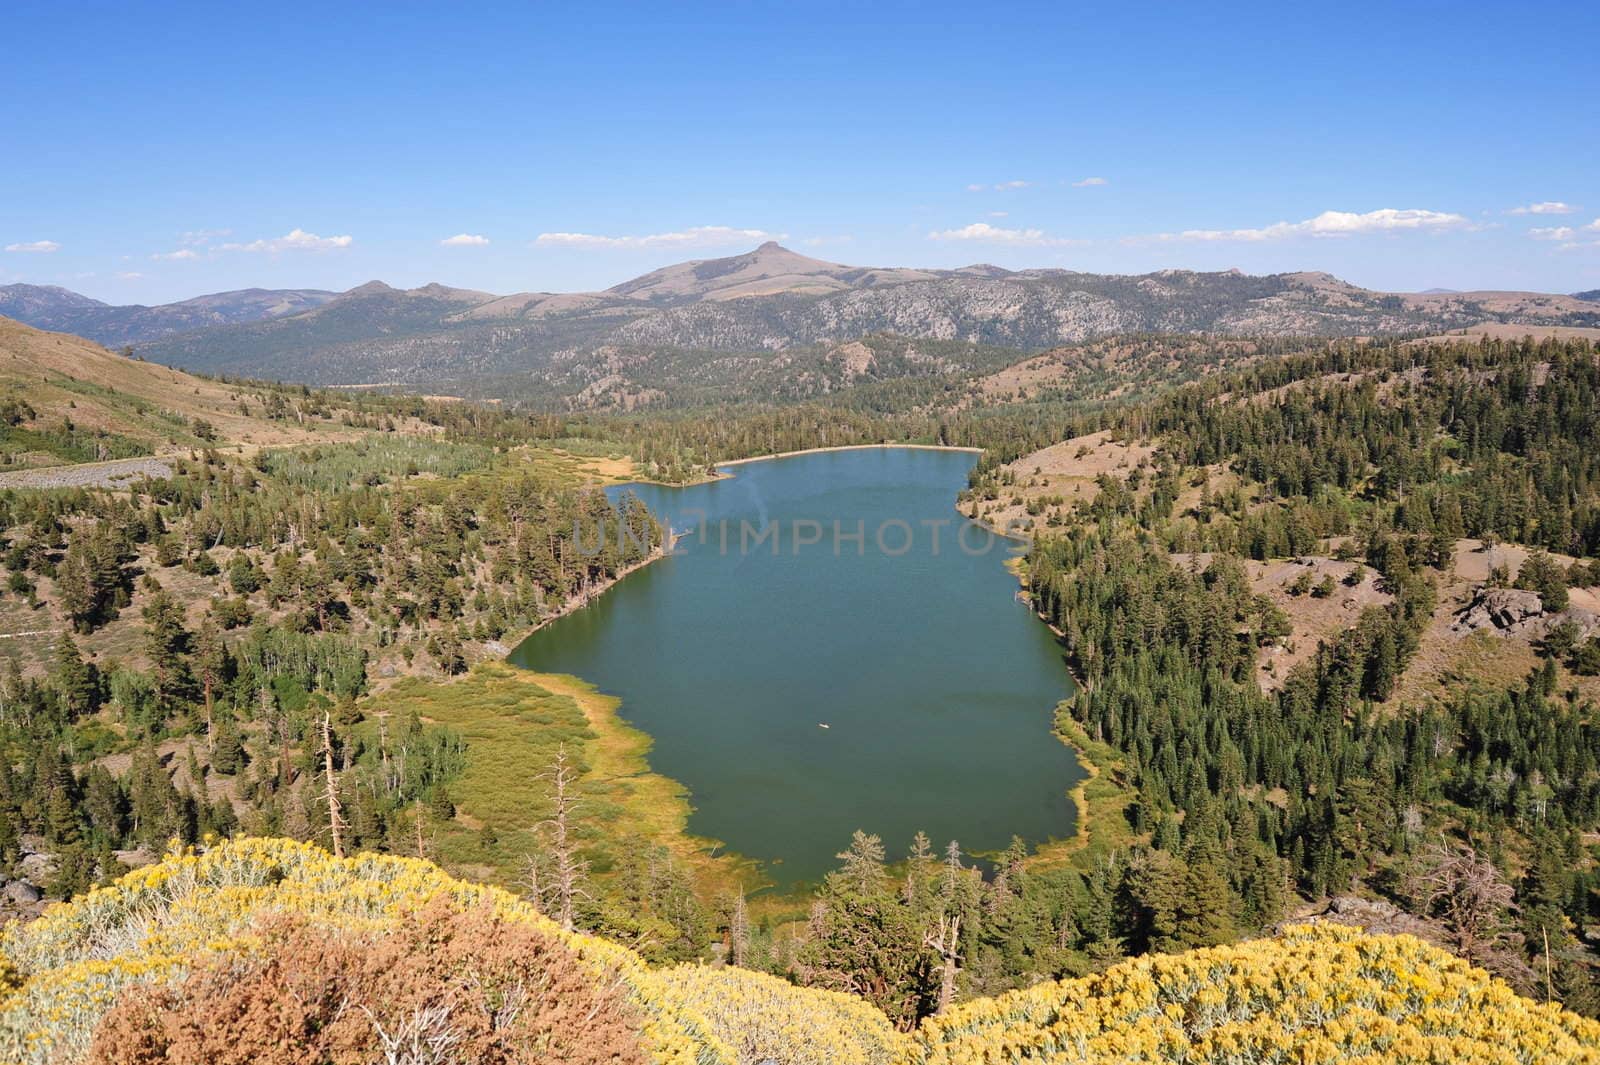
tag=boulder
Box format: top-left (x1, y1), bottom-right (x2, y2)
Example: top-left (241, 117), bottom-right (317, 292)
top-left (1452, 587), bottom-right (1544, 634)
top-left (17, 851), bottom-right (54, 885)
top-left (3, 879), bottom-right (43, 906)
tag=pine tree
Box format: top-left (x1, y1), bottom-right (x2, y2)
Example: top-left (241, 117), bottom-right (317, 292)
top-left (142, 587), bottom-right (195, 715)
top-left (1174, 843), bottom-right (1238, 949)
top-left (1362, 625), bottom-right (1398, 701)
top-left (49, 633), bottom-right (98, 721)
top-left (800, 830), bottom-right (936, 1027)
top-left (82, 765), bottom-right (126, 844)
top-left (211, 717), bottom-right (245, 775)
top-left (44, 762), bottom-right (82, 848)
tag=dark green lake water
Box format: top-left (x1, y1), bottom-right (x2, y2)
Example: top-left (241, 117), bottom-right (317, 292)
top-left (507, 447), bottom-right (1082, 885)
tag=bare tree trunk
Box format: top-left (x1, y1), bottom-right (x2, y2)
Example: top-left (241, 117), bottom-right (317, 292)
top-left (321, 708), bottom-right (345, 858)
top-left (520, 856), bottom-right (543, 915)
top-left (731, 888), bottom-right (749, 968)
top-left (538, 745), bottom-right (586, 933)
top-left (377, 712), bottom-right (390, 788)
top-left (1544, 927), bottom-right (1553, 1004)
top-left (202, 677), bottom-right (214, 753)
top-left (924, 914), bottom-right (961, 1015)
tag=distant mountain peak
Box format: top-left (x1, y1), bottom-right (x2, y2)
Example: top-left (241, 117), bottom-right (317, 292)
top-left (951, 263), bottom-right (1013, 279)
top-left (0, 282), bottom-right (109, 310)
top-left (605, 242), bottom-right (859, 302)
top-left (336, 281), bottom-right (494, 304)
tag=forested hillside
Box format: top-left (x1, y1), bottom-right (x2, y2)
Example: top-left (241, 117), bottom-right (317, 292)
top-left (0, 320), bottom-right (701, 931)
top-left (969, 335), bottom-right (1600, 1009)
top-left (0, 427), bottom-right (667, 892)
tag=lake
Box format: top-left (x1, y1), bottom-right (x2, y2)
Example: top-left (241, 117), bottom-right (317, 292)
top-left (507, 446), bottom-right (1083, 885)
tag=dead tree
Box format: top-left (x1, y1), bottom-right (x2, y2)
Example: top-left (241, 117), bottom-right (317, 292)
top-left (320, 707), bottom-right (346, 859)
top-left (377, 711), bottom-right (395, 794)
top-left (533, 745), bottom-right (587, 932)
top-left (1406, 840), bottom-right (1519, 966)
top-left (942, 839), bottom-right (963, 897)
top-left (730, 887), bottom-right (750, 968)
top-left (924, 913), bottom-right (961, 1015)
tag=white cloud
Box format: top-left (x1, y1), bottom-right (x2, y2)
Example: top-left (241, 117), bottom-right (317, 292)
top-left (4, 240), bottom-right (60, 253)
top-left (988, 211), bottom-right (1009, 218)
top-left (1072, 177), bottom-right (1108, 187)
top-left (1539, 219), bottom-right (1600, 250)
top-left (967, 180), bottom-right (1031, 192)
top-left (180, 228), bottom-right (231, 245)
top-left (1151, 208), bottom-right (1472, 243)
top-left (151, 248), bottom-right (201, 261)
top-left (1509, 202), bottom-right (1576, 215)
top-left (928, 222), bottom-right (1082, 247)
top-left (116, 272), bottom-right (144, 281)
top-left (535, 226), bottom-right (783, 250)
top-left (441, 233), bottom-right (490, 247)
top-left (222, 228), bottom-right (354, 253)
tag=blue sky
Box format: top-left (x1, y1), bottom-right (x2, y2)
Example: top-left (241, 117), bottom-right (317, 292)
top-left (3, 1), bottom-right (1597, 304)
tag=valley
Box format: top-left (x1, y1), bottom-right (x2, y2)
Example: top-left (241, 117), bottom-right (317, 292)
top-left (4, 263), bottom-right (1600, 1059)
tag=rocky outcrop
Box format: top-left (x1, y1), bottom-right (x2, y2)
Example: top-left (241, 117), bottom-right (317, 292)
top-left (1452, 587), bottom-right (1546, 634)
top-left (1294, 894), bottom-right (1446, 946)
top-left (1451, 586), bottom-right (1600, 640)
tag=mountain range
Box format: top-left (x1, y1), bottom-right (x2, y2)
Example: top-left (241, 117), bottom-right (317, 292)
top-left (0, 284), bottom-right (337, 348)
top-left (5, 243), bottom-right (1598, 403)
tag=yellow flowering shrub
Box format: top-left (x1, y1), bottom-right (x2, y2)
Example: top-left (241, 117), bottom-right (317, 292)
top-left (915, 923), bottom-right (1600, 1064)
top-left (0, 838), bottom-right (733, 1065)
top-left (5, 843), bottom-right (1597, 1065)
top-left (660, 963), bottom-right (905, 1065)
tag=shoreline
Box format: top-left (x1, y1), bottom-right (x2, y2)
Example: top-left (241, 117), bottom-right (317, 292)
top-left (1003, 550), bottom-right (1119, 874)
top-left (491, 531), bottom-right (680, 655)
top-left (714, 442), bottom-right (982, 471)
top-left (615, 442), bottom-right (987, 490)
top-left (520, 668), bottom-right (767, 896)
top-left (486, 533), bottom-right (767, 897)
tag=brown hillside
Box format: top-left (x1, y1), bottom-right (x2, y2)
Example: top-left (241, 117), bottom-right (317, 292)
top-left (0, 315), bottom-right (364, 470)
